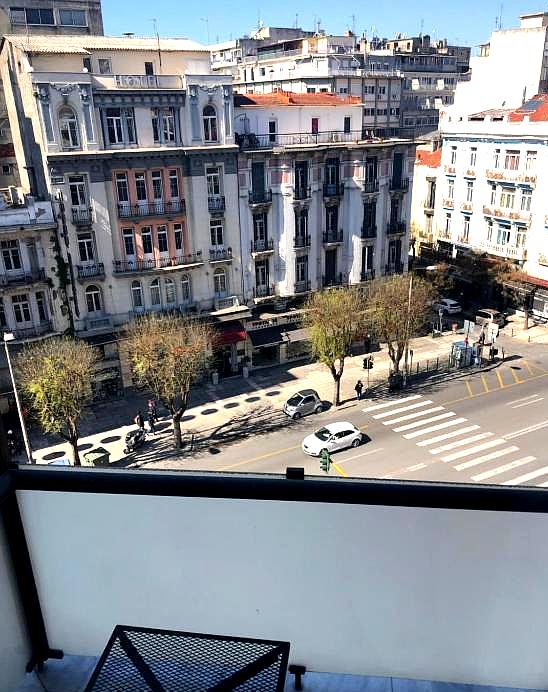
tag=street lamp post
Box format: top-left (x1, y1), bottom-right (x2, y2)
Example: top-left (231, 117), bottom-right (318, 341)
top-left (3, 333), bottom-right (33, 463)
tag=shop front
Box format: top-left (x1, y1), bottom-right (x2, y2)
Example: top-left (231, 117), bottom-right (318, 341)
top-left (212, 321), bottom-right (247, 378)
top-left (247, 318), bottom-right (311, 370)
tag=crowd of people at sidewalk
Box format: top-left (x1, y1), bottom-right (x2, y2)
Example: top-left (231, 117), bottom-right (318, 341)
top-left (134, 400), bottom-right (158, 435)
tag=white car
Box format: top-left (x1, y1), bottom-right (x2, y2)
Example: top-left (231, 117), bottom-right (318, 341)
top-left (302, 421), bottom-right (363, 457)
top-left (434, 298), bottom-right (462, 315)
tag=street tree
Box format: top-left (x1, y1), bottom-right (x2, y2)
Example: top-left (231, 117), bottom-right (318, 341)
top-left (125, 313), bottom-right (214, 449)
top-left (365, 274), bottom-right (435, 379)
top-left (15, 336), bottom-right (99, 466)
top-left (304, 288), bottom-right (365, 406)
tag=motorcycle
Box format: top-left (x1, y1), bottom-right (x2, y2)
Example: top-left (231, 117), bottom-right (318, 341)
top-left (123, 427), bottom-right (147, 455)
top-left (6, 430), bottom-right (23, 457)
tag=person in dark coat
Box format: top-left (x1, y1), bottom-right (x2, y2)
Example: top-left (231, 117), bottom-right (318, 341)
top-left (134, 411), bottom-right (144, 429)
top-left (354, 380), bottom-right (364, 401)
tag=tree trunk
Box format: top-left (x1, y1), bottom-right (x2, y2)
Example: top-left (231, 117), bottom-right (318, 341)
top-left (71, 438), bottom-right (81, 466)
top-left (332, 376), bottom-right (342, 407)
top-left (172, 413), bottom-right (183, 449)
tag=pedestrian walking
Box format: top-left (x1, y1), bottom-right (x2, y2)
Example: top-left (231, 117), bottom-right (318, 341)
top-left (134, 410), bottom-right (144, 429)
top-left (354, 380), bottom-right (364, 401)
top-left (148, 399), bottom-right (157, 418)
top-left (147, 413), bottom-right (156, 435)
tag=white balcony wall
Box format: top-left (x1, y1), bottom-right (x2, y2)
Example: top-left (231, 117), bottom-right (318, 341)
top-left (235, 104), bottom-right (362, 137)
top-left (17, 488), bottom-right (548, 690)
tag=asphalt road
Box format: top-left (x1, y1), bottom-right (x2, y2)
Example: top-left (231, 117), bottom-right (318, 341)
top-left (163, 352), bottom-right (548, 487)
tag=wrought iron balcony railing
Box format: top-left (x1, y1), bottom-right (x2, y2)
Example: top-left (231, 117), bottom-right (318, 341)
top-left (387, 221), bottom-right (406, 235)
top-left (76, 263), bottom-right (105, 280)
top-left (208, 196), bottom-right (226, 213)
top-left (363, 180), bottom-right (380, 194)
top-left (294, 279), bottom-right (311, 293)
top-left (294, 234), bottom-right (311, 248)
top-left (323, 182), bottom-right (344, 198)
top-left (361, 225), bottom-right (377, 239)
top-left (12, 321), bottom-right (53, 340)
top-left (322, 273), bottom-right (344, 288)
top-left (71, 208), bottom-right (93, 226)
top-left (248, 189), bottom-right (272, 205)
top-left (251, 239), bottom-right (274, 254)
top-left (0, 269), bottom-right (46, 286)
top-left (389, 177), bottom-right (410, 192)
top-left (209, 248), bottom-right (232, 262)
top-left (253, 284), bottom-right (275, 298)
top-left (117, 200), bottom-right (186, 218)
top-left (360, 270), bottom-right (375, 282)
top-left (323, 230), bottom-right (343, 244)
top-left (294, 186), bottom-right (311, 201)
top-left (113, 254), bottom-right (203, 274)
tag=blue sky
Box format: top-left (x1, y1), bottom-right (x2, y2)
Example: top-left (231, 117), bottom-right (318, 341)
top-left (102, 0), bottom-right (541, 48)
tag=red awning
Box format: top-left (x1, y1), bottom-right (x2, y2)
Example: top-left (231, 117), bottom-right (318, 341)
top-left (216, 321), bottom-right (247, 346)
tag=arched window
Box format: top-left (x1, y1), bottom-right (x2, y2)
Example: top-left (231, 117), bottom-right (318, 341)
top-left (181, 275), bottom-right (192, 304)
top-left (203, 105), bottom-right (218, 143)
top-left (213, 268), bottom-right (227, 298)
top-left (150, 278), bottom-right (161, 307)
top-left (131, 280), bottom-right (143, 309)
top-left (164, 277), bottom-right (176, 305)
top-left (59, 106), bottom-right (80, 148)
top-left (85, 285), bottom-right (102, 313)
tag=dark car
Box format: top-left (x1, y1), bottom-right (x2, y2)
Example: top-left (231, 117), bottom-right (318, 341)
top-left (283, 389), bottom-right (324, 420)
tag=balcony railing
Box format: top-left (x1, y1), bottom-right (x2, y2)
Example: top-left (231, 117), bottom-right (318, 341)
top-left (460, 202), bottom-right (473, 212)
top-left (385, 262), bottom-right (404, 275)
top-left (251, 239), bottom-right (274, 254)
top-left (323, 230), bottom-right (343, 244)
top-left (442, 198), bottom-right (454, 209)
top-left (253, 284), bottom-right (275, 298)
top-left (294, 185), bottom-right (312, 201)
top-left (479, 242), bottom-right (527, 261)
top-left (117, 200), bottom-right (186, 218)
top-left (113, 254), bottom-right (204, 274)
top-left (236, 130), bottom-right (370, 150)
top-left (209, 248), bottom-right (232, 262)
top-left (361, 225), bottom-right (377, 239)
top-left (76, 263), bottom-right (105, 280)
top-left (12, 320), bottom-right (53, 340)
top-left (482, 206), bottom-right (531, 224)
top-left (389, 177), bottom-right (409, 192)
top-left (208, 196), bottom-right (226, 213)
top-left (0, 268), bottom-right (46, 286)
top-left (248, 189), bottom-right (272, 205)
top-left (323, 182), bottom-right (344, 198)
top-left (85, 315), bottom-right (113, 331)
top-left (485, 169), bottom-right (537, 185)
top-left (294, 279), bottom-right (311, 293)
top-left (387, 221), bottom-right (406, 235)
top-left (322, 273), bottom-right (344, 288)
top-left (294, 234), bottom-right (311, 248)
top-left (363, 180), bottom-right (380, 194)
top-left (360, 270), bottom-right (375, 282)
top-left (71, 208), bottom-right (92, 226)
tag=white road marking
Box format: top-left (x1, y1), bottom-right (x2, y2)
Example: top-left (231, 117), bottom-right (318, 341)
top-left (502, 466), bottom-right (548, 486)
top-left (404, 417), bottom-right (468, 439)
top-left (382, 406), bottom-right (444, 426)
top-left (362, 395), bottom-right (422, 413)
top-left (415, 425), bottom-right (481, 447)
top-left (504, 420), bottom-right (548, 440)
top-left (440, 438), bottom-right (506, 463)
top-left (471, 456), bottom-right (536, 482)
top-left (454, 446), bottom-right (520, 471)
top-left (511, 397), bottom-right (545, 409)
top-left (429, 432), bottom-right (493, 455)
top-left (406, 463), bottom-right (427, 471)
top-left (337, 447), bottom-right (384, 464)
top-left (393, 412), bottom-right (455, 432)
top-left (507, 394), bottom-right (540, 406)
top-left (373, 400), bottom-right (433, 419)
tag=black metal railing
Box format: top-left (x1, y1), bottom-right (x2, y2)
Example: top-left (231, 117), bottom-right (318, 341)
top-left (323, 182), bottom-right (344, 197)
top-left (360, 270), bottom-right (375, 282)
top-left (293, 234), bottom-right (311, 248)
top-left (385, 262), bottom-right (404, 275)
top-left (294, 185), bottom-right (311, 201)
top-left (294, 279), bottom-right (311, 293)
top-left (387, 221), bottom-right (406, 235)
top-left (248, 189), bottom-right (272, 205)
top-left (236, 130), bottom-right (370, 150)
top-left (209, 248), bottom-right (232, 262)
top-left (71, 208), bottom-right (92, 226)
top-left (253, 284), bottom-right (275, 298)
top-left (363, 180), bottom-right (379, 193)
top-left (2, 269), bottom-right (46, 285)
top-left (323, 230), bottom-right (343, 244)
top-left (113, 254), bottom-right (203, 273)
top-left (13, 321), bottom-right (53, 340)
top-left (322, 273), bottom-right (344, 288)
top-left (389, 177), bottom-right (410, 192)
top-left (251, 239), bottom-right (274, 253)
top-left (117, 200), bottom-right (186, 218)
top-left (361, 225), bottom-right (377, 239)
top-left (76, 263), bottom-right (105, 279)
top-left (208, 196), bottom-right (226, 213)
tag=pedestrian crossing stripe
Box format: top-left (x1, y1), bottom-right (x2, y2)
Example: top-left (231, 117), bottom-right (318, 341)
top-left (382, 406), bottom-right (445, 426)
top-left (415, 425), bottom-right (481, 447)
top-left (372, 400), bottom-right (434, 419)
top-left (429, 432), bottom-right (493, 456)
top-left (440, 438), bottom-right (506, 463)
top-left (403, 417), bottom-right (468, 439)
top-left (502, 466), bottom-right (548, 486)
top-left (454, 446), bottom-right (520, 472)
top-left (393, 412), bottom-right (455, 433)
top-left (362, 395), bottom-right (422, 412)
top-left (471, 457), bottom-right (536, 482)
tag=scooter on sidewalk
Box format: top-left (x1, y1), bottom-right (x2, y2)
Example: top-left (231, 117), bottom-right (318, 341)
top-left (123, 427), bottom-right (147, 455)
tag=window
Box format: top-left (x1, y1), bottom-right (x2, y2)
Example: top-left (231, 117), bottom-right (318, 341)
top-left (295, 209), bottom-right (308, 238)
top-left (203, 105), bottom-right (218, 142)
top-left (0, 298), bottom-right (7, 328)
top-left (470, 148), bottom-right (477, 166)
top-left (135, 173), bottom-right (147, 203)
top-left (268, 120), bottom-right (277, 143)
top-left (378, 85), bottom-right (386, 95)
top-left (150, 279), bottom-right (161, 306)
top-left (83, 57), bottom-right (92, 72)
top-left (14, 7), bottom-right (54, 24)
top-left (98, 59), bottom-right (112, 75)
top-left (448, 179), bottom-right (454, 199)
top-left (144, 62), bottom-right (154, 76)
top-left (36, 291), bottom-right (47, 322)
top-left (141, 227), bottom-right (153, 255)
top-left (9, 7), bottom-right (26, 24)
top-left (181, 275), bottom-right (192, 304)
top-left (115, 173), bottom-right (129, 203)
top-left (104, 107), bottom-right (136, 145)
top-left (210, 219), bottom-right (224, 247)
top-left (466, 181), bottom-right (474, 202)
top-left (213, 268), bottom-right (227, 297)
top-left (206, 166), bottom-right (221, 196)
top-left (521, 188), bottom-right (532, 211)
top-left (59, 9), bottom-right (86, 26)
top-left (85, 285), bottom-right (102, 313)
top-left (526, 151), bottom-right (537, 171)
top-left (311, 118), bottom-right (319, 135)
top-left (450, 146), bottom-right (457, 164)
top-left (122, 228), bottom-right (135, 257)
top-left (157, 226), bottom-right (168, 253)
top-left (255, 259), bottom-right (269, 288)
top-left (296, 255), bottom-right (308, 282)
top-left (58, 107), bottom-right (80, 148)
top-left (131, 280), bottom-right (143, 309)
top-left (2, 164), bottom-right (13, 176)
top-left (1, 239), bottom-right (21, 271)
top-left (445, 212), bottom-right (452, 235)
top-left (164, 278), bottom-right (176, 305)
top-left (490, 184), bottom-right (497, 205)
top-left (462, 216), bottom-right (470, 242)
top-left (68, 175), bottom-right (87, 208)
top-left (344, 116), bottom-right (351, 134)
top-left (364, 85), bottom-right (375, 95)
top-left (500, 188), bottom-right (515, 209)
top-left (325, 158), bottom-right (339, 186)
top-left (12, 294), bottom-right (31, 323)
top-left (151, 107), bottom-right (177, 143)
top-left (364, 108), bottom-right (375, 117)
top-left (253, 213), bottom-right (267, 242)
top-left (169, 170), bottom-right (179, 199)
top-left (504, 150), bottom-right (520, 171)
top-left (326, 205), bottom-right (338, 232)
top-left (306, 87), bottom-right (316, 94)
top-left (174, 224), bottom-right (183, 252)
top-left (486, 221), bottom-right (493, 242)
top-left (493, 148), bottom-right (500, 168)
top-left (151, 172), bottom-right (163, 201)
top-left (77, 233), bottom-right (94, 262)
top-left (496, 226), bottom-right (510, 245)
top-left (516, 231), bottom-right (526, 247)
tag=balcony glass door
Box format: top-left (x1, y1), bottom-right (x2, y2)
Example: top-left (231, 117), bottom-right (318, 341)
top-left (135, 173), bottom-right (148, 214)
top-left (69, 175), bottom-right (88, 218)
top-left (152, 172), bottom-right (164, 213)
top-left (325, 249), bottom-right (337, 283)
top-left (255, 259), bottom-right (269, 290)
top-left (251, 162), bottom-right (265, 197)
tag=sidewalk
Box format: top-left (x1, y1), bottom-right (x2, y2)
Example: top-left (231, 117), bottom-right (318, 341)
top-left (25, 329), bottom-right (507, 466)
top-left (503, 314), bottom-right (548, 345)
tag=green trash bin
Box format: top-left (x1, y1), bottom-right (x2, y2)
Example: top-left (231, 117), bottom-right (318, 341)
top-left (83, 447), bottom-right (111, 467)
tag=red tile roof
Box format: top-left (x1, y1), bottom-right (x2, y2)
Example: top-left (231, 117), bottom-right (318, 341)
top-left (416, 148), bottom-right (442, 167)
top-left (234, 91), bottom-right (362, 107)
top-left (507, 94), bottom-right (548, 122)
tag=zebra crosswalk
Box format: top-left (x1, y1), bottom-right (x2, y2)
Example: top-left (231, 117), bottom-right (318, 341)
top-left (362, 395), bottom-right (542, 486)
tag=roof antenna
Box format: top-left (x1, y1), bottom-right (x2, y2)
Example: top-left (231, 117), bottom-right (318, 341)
top-left (294, 13), bottom-right (298, 29)
top-left (151, 18), bottom-right (162, 69)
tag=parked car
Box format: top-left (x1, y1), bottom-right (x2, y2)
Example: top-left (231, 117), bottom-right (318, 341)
top-left (475, 308), bottom-right (505, 327)
top-left (302, 422), bottom-right (363, 456)
top-left (433, 298), bottom-right (462, 315)
top-left (283, 389), bottom-right (324, 419)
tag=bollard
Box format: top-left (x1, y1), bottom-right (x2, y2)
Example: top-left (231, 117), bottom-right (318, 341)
top-left (511, 328), bottom-right (514, 337)
top-left (426, 359), bottom-right (429, 372)
top-left (528, 335), bottom-right (531, 343)
top-left (436, 356), bottom-right (439, 371)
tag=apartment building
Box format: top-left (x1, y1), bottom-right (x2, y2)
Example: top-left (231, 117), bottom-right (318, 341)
top-left (234, 91), bottom-right (415, 367)
top-left (0, 33), bottom-right (245, 389)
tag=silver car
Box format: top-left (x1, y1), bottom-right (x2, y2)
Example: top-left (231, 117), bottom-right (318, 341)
top-left (283, 389), bottom-right (324, 420)
top-left (475, 309), bottom-right (505, 327)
